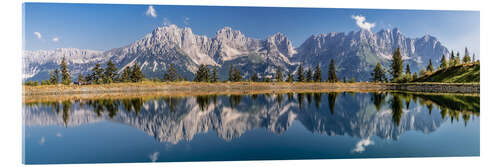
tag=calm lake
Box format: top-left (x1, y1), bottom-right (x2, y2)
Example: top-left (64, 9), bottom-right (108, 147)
top-left (23, 92), bottom-right (480, 164)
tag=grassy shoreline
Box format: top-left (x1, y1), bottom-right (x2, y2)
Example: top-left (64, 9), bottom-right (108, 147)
top-left (23, 81), bottom-right (479, 103)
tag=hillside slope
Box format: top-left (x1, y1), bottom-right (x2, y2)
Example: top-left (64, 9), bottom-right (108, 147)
top-left (413, 63), bottom-right (480, 83)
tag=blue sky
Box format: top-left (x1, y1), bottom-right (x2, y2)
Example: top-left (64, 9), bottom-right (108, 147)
top-left (24, 3), bottom-right (480, 56)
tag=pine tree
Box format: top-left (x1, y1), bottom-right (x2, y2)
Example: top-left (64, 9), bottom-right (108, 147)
top-left (251, 72), bottom-right (259, 82)
top-left (164, 64), bottom-right (177, 82)
top-left (439, 54), bottom-right (448, 69)
top-left (194, 64), bottom-right (211, 82)
top-left (327, 59), bottom-right (337, 82)
top-left (130, 63), bottom-right (143, 83)
top-left (305, 67), bottom-right (312, 82)
top-left (77, 73), bottom-right (84, 84)
top-left (194, 64), bottom-right (204, 82)
top-left (228, 64), bottom-right (234, 82)
top-left (297, 64), bottom-right (305, 82)
top-left (449, 51), bottom-right (456, 66)
top-left (463, 47), bottom-right (471, 63)
top-left (463, 48), bottom-right (472, 64)
top-left (49, 71), bottom-right (56, 85)
top-left (426, 59), bottom-right (434, 72)
top-left (211, 66), bottom-right (218, 82)
top-left (53, 69), bottom-right (60, 84)
top-left (232, 68), bottom-right (242, 82)
top-left (313, 64), bottom-right (322, 82)
top-left (120, 66), bottom-right (131, 82)
top-left (390, 48), bottom-right (403, 81)
top-left (405, 64), bottom-right (411, 76)
top-left (91, 63), bottom-right (104, 84)
top-left (104, 60), bottom-right (118, 84)
top-left (455, 52), bottom-right (461, 65)
top-left (412, 72), bottom-right (418, 80)
top-left (275, 68), bottom-right (283, 82)
top-left (350, 77), bottom-right (355, 83)
top-left (286, 72), bottom-right (293, 82)
top-left (60, 57), bottom-right (71, 85)
top-left (371, 62), bottom-right (386, 82)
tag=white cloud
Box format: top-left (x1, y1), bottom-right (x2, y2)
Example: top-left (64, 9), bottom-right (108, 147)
top-left (162, 17), bottom-right (171, 26)
top-left (33, 32), bottom-right (42, 39)
top-left (183, 17), bottom-right (190, 26)
top-left (352, 15), bottom-right (376, 31)
top-left (146, 5), bottom-right (157, 18)
top-left (352, 138), bottom-right (374, 153)
top-left (56, 132), bottom-right (62, 137)
top-left (39, 136), bottom-right (46, 145)
top-left (149, 152), bottom-right (159, 162)
top-left (52, 37), bottom-right (59, 42)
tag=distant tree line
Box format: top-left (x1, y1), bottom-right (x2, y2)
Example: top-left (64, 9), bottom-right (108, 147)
top-left (191, 58), bottom-right (341, 83)
top-left (26, 58), bottom-right (145, 86)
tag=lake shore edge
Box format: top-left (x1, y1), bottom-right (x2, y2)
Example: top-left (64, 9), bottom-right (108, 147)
top-left (23, 82), bottom-right (479, 103)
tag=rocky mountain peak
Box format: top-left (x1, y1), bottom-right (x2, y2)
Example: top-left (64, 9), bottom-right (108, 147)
top-left (215, 26), bottom-right (246, 41)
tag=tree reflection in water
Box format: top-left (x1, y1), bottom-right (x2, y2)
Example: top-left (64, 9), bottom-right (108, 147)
top-left (24, 91), bottom-right (480, 142)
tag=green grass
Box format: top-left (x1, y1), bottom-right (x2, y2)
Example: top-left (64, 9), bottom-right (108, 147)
top-left (413, 63), bottom-right (479, 83)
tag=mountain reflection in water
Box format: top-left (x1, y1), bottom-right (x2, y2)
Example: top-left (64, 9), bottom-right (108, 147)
top-left (24, 92), bottom-right (479, 144)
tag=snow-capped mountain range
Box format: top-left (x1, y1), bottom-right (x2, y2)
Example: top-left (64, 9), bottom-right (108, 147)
top-left (23, 25), bottom-right (449, 81)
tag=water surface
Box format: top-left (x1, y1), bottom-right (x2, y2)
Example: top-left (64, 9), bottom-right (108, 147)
top-left (23, 92), bottom-right (480, 164)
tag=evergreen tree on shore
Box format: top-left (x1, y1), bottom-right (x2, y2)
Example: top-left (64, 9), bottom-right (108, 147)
top-left (412, 72), bottom-right (418, 80)
top-left (455, 52), bottom-right (461, 65)
top-left (164, 64), bottom-right (177, 82)
top-left (232, 68), bottom-right (242, 82)
top-left (313, 64), bottom-right (322, 82)
top-left (130, 63), bottom-right (143, 82)
top-left (463, 47), bottom-right (471, 63)
top-left (450, 51), bottom-right (456, 66)
top-left (426, 59), bottom-right (434, 72)
top-left (463, 47), bottom-right (472, 64)
top-left (275, 68), bottom-right (283, 82)
top-left (120, 66), bottom-right (131, 82)
top-left (286, 72), bottom-right (294, 82)
top-left (194, 64), bottom-right (210, 82)
top-left (327, 59), bottom-right (338, 82)
top-left (49, 69), bottom-right (59, 85)
top-left (91, 63), bottom-right (104, 84)
top-left (371, 62), bottom-right (386, 82)
top-left (60, 57), bottom-right (71, 85)
top-left (390, 48), bottom-right (403, 81)
top-left (228, 64), bottom-right (234, 82)
top-left (405, 64), bottom-right (411, 76)
top-left (211, 66), bottom-right (218, 82)
top-left (77, 73), bottom-right (84, 84)
top-left (305, 67), bottom-right (312, 82)
top-left (440, 54), bottom-right (448, 69)
top-left (104, 60), bottom-right (118, 83)
top-left (297, 64), bottom-right (305, 82)
top-left (251, 72), bottom-right (259, 82)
